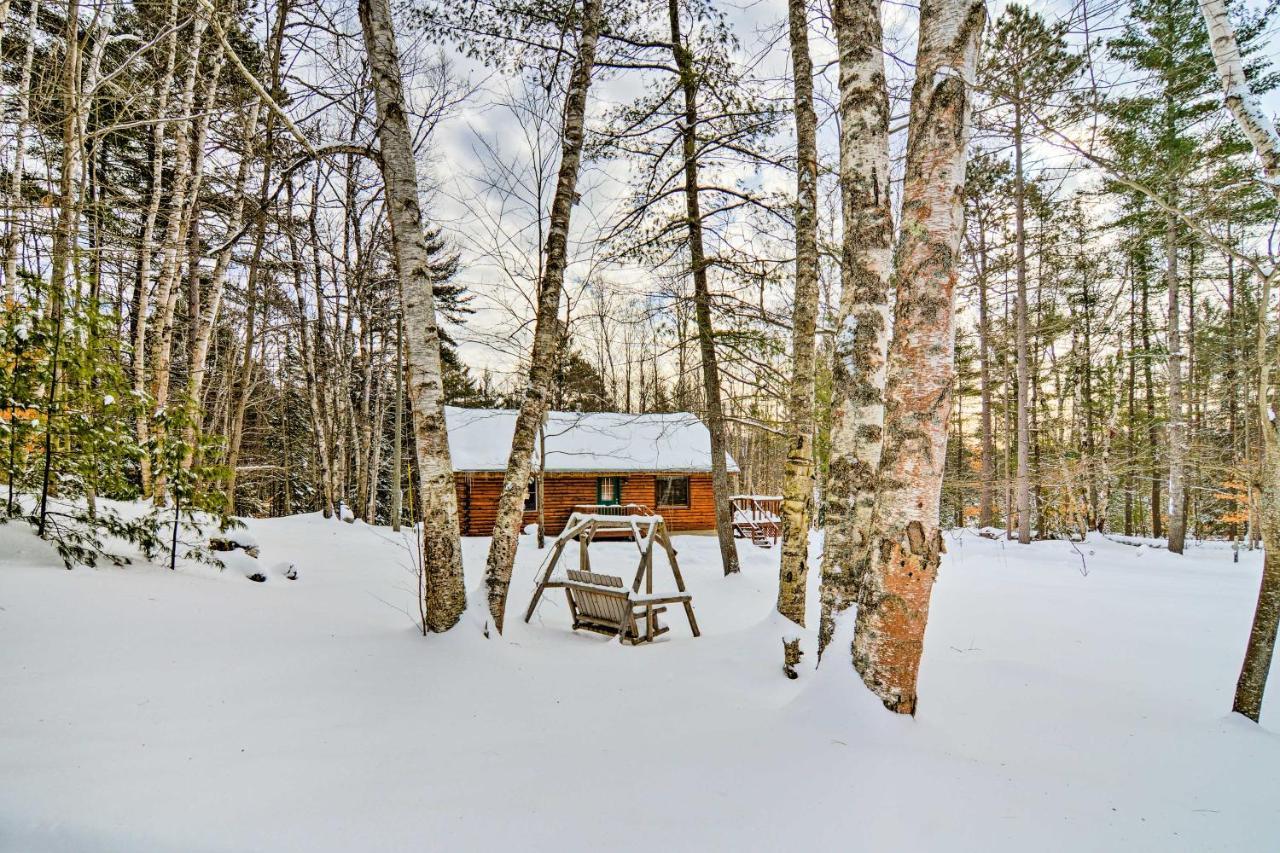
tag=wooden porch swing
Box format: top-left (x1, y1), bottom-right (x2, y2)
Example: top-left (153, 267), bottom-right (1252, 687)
top-left (523, 512), bottom-right (700, 644)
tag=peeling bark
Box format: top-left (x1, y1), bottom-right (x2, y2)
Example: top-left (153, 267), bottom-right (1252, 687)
top-left (852, 0), bottom-right (986, 715)
top-left (818, 0), bottom-right (894, 658)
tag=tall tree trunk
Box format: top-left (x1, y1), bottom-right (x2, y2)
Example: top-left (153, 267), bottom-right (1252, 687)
top-left (359, 0), bottom-right (466, 632)
top-left (1199, 0), bottom-right (1280, 721)
top-left (777, 0), bottom-right (820, 669)
top-left (2, 0), bottom-right (38, 298)
top-left (224, 273), bottom-right (261, 515)
top-left (39, 0), bottom-right (83, 536)
top-left (148, 20), bottom-right (212, 502)
top-left (1166, 213), bottom-right (1186, 553)
top-left (1080, 244), bottom-right (1098, 529)
top-left (818, 0), bottom-right (895, 658)
top-left (1013, 107), bottom-right (1032, 544)
top-left (391, 313), bottom-right (404, 532)
top-left (1125, 265), bottom-right (1136, 536)
top-left (132, 0), bottom-right (180, 498)
top-left (851, 0), bottom-right (986, 715)
top-left (184, 97), bottom-right (263, 470)
top-left (483, 0), bottom-right (604, 634)
top-left (1141, 251), bottom-right (1162, 539)
top-left (287, 181), bottom-right (336, 519)
top-left (1237, 267), bottom-right (1280, 721)
top-left (976, 215), bottom-right (996, 528)
top-left (668, 0), bottom-right (740, 577)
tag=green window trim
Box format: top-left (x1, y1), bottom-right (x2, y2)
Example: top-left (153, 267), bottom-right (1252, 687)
top-left (596, 476), bottom-right (622, 505)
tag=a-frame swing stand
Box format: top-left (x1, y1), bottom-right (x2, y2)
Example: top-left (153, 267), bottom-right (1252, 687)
top-left (523, 512), bottom-right (700, 644)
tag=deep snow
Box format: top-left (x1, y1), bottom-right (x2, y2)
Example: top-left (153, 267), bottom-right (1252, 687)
top-left (2, 508), bottom-right (1279, 852)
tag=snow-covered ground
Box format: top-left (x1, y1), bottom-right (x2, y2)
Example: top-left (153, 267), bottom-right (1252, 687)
top-left (2, 508), bottom-right (1278, 851)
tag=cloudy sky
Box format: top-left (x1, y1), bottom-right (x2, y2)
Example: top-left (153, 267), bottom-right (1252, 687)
top-left (407, 0), bottom-right (1280, 378)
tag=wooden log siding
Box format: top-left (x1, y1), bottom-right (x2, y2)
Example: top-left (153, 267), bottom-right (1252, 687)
top-left (454, 472), bottom-right (718, 536)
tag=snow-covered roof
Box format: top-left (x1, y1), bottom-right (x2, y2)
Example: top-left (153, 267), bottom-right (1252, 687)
top-left (445, 407), bottom-right (739, 474)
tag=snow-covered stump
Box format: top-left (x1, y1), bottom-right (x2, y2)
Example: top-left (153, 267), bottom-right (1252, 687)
top-left (209, 528), bottom-right (259, 559)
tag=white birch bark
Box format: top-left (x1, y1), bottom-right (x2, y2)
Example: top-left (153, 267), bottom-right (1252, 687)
top-left (852, 0), bottom-right (986, 715)
top-left (2, 0), bottom-right (39, 299)
top-left (183, 97), bottom-right (264, 469)
top-left (359, 0), bottom-right (466, 631)
top-left (1199, 0), bottom-right (1280, 195)
top-left (132, 0), bottom-right (181, 496)
top-left (818, 0), bottom-right (895, 658)
top-left (147, 20), bottom-right (213, 500)
top-left (777, 0), bottom-right (820, 647)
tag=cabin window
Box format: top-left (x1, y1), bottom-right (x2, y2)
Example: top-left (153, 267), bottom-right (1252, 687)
top-left (656, 476), bottom-right (690, 508)
top-left (596, 476), bottom-right (621, 505)
top-left (524, 478), bottom-right (539, 512)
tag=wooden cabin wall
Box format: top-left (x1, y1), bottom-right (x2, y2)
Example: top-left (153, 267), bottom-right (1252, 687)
top-left (454, 472), bottom-right (718, 536)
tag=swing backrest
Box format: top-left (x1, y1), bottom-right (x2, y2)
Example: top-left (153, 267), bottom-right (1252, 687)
top-left (565, 569), bottom-right (631, 629)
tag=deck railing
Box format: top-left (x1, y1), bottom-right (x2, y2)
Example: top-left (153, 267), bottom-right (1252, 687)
top-left (572, 502), bottom-right (652, 518)
top-left (729, 495), bottom-right (782, 546)
top-left (571, 503), bottom-right (653, 539)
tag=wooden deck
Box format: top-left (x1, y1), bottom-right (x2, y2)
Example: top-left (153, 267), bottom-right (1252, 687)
top-left (730, 495), bottom-right (781, 548)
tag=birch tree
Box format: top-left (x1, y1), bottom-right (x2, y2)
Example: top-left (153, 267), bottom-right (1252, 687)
top-left (359, 0), bottom-right (467, 631)
top-left (480, 0), bottom-right (604, 635)
top-left (851, 0), bottom-right (986, 714)
top-left (817, 0), bottom-right (894, 657)
top-left (1, 0), bottom-right (37, 299)
top-left (777, 0), bottom-right (820, 676)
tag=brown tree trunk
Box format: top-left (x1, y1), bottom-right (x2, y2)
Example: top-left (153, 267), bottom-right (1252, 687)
top-left (1199, 0), bottom-right (1280, 721)
top-left (391, 313), bottom-right (404, 531)
top-left (287, 183), bottom-right (336, 519)
top-left (851, 0), bottom-right (986, 715)
top-left (1236, 269), bottom-right (1280, 721)
top-left (1166, 212), bottom-right (1186, 553)
top-left (1013, 109), bottom-right (1032, 544)
top-left (483, 0), bottom-right (604, 634)
top-left (976, 214), bottom-right (996, 528)
top-left (819, 0), bottom-right (895, 657)
top-left (1141, 253), bottom-right (1162, 539)
top-left (668, 0), bottom-right (740, 577)
top-left (360, 0), bottom-right (467, 631)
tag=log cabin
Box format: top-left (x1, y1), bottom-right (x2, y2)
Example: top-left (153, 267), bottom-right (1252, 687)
top-left (445, 407), bottom-right (737, 536)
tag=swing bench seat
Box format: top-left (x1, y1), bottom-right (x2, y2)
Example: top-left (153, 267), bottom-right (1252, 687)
top-left (524, 513), bottom-right (700, 644)
top-left (562, 569), bottom-right (696, 645)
